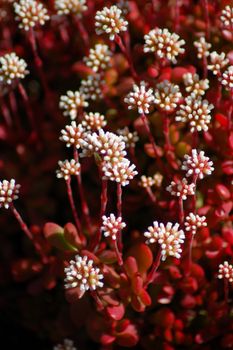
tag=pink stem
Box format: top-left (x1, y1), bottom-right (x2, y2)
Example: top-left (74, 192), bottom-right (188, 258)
top-left (202, 0), bottom-right (210, 40)
top-left (140, 112), bottom-right (164, 171)
top-left (224, 277), bottom-right (229, 304)
top-left (73, 16), bottom-right (89, 51)
top-left (186, 233), bottom-right (194, 276)
top-left (18, 83), bottom-right (36, 131)
top-left (73, 148), bottom-right (92, 233)
top-left (144, 247), bottom-right (162, 287)
top-left (8, 91), bottom-right (21, 130)
top-left (178, 197), bottom-right (184, 224)
top-left (11, 205), bottom-right (48, 263)
top-left (66, 178), bottom-right (84, 241)
top-left (174, 0), bottom-right (180, 32)
top-left (203, 55), bottom-right (208, 79)
top-left (0, 96), bottom-right (12, 127)
top-left (117, 183), bottom-right (123, 251)
top-left (146, 187), bottom-right (156, 203)
top-left (114, 238), bottom-right (123, 266)
top-left (115, 34), bottom-right (138, 81)
top-left (163, 114), bottom-right (171, 149)
top-left (90, 175), bottom-right (108, 251)
top-left (216, 79), bottom-right (222, 109)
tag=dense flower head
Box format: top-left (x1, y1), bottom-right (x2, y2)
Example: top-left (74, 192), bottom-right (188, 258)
top-left (60, 122), bottom-right (86, 149)
top-left (56, 159), bottom-right (81, 180)
top-left (221, 66), bottom-right (233, 90)
top-left (144, 221), bottom-right (185, 261)
top-left (80, 74), bottom-right (104, 101)
top-left (83, 44), bottom-right (112, 73)
top-left (139, 175), bottom-right (155, 188)
top-left (95, 5), bottom-right (128, 41)
top-left (194, 37), bottom-right (211, 59)
top-left (184, 213), bottom-right (207, 235)
top-left (0, 179), bottom-right (20, 209)
top-left (53, 339), bottom-right (77, 350)
top-left (55, 0), bottom-right (87, 17)
top-left (220, 5), bottom-right (233, 30)
top-left (153, 173), bottom-right (163, 187)
top-left (175, 96), bottom-right (214, 132)
top-left (64, 255), bottom-right (104, 295)
top-left (218, 261), bottom-right (233, 283)
top-left (183, 73), bottom-right (209, 97)
top-left (80, 129), bottom-right (126, 163)
top-left (81, 112), bottom-right (107, 131)
top-left (144, 28), bottom-right (185, 63)
top-left (102, 158), bottom-right (137, 186)
top-left (14, 0), bottom-right (49, 31)
top-left (166, 178), bottom-right (195, 200)
top-left (124, 82), bottom-right (155, 114)
top-left (0, 53), bottom-right (29, 85)
top-left (59, 91), bottom-right (88, 119)
top-left (117, 127), bottom-right (139, 148)
top-left (182, 149), bottom-right (214, 180)
top-left (101, 214), bottom-right (126, 240)
top-left (207, 51), bottom-right (229, 76)
top-left (154, 80), bottom-right (182, 112)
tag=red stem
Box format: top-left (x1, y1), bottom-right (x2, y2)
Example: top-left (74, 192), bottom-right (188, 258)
top-left (178, 197), bottom-right (184, 224)
top-left (0, 96), bottom-right (12, 127)
top-left (115, 34), bottom-right (138, 82)
top-left (145, 247), bottom-right (162, 287)
top-left (114, 238), bottom-right (123, 266)
top-left (174, 0), bottom-right (180, 32)
top-left (224, 277), bottom-right (229, 305)
top-left (163, 114), bottom-right (171, 149)
top-left (73, 16), bottom-right (89, 52)
top-left (18, 83), bottom-right (37, 131)
top-left (11, 205), bottom-right (48, 263)
top-left (73, 148), bottom-right (92, 233)
top-left (186, 233), bottom-right (194, 276)
top-left (146, 187), bottom-right (156, 203)
top-left (228, 88), bottom-right (233, 133)
top-left (8, 91), bottom-right (21, 130)
top-left (66, 178), bottom-right (84, 241)
top-left (202, 0), bottom-right (210, 40)
top-left (203, 55), bottom-right (208, 79)
top-left (117, 183), bottom-right (123, 251)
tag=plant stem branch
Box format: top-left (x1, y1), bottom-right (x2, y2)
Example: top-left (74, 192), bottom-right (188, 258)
top-left (144, 248), bottom-right (162, 287)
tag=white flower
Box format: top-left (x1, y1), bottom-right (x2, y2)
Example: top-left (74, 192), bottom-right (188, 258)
top-left (81, 112), bottom-right (107, 131)
top-left (220, 5), bottom-right (233, 30)
top-left (60, 121), bottom-right (86, 149)
top-left (80, 129), bottom-right (126, 163)
top-left (14, 0), bottom-right (49, 31)
top-left (64, 255), bottom-right (104, 295)
top-left (207, 52), bottom-right (229, 75)
top-left (218, 261), bottom-right (233, 283)
top-left (175, 96), bottom-right (214, 132)
top-left (194, 37), bottom-right (211, 59)
top-left (101, 214), bottom-right (126, 240)
top-left (221, 66), bottom-right (233, 90)
top-left (124, 82), bottom-right (155, 114)
top-left (144, 28), bottom-right (185, 64)
top-left (182, 149), bottom-right (214, 180)
top-left (83, 44), bottom-right (112, 73)
top-left (184, 212), bottom-right (207, 235)
top-left (153, 173), bottom-right (163, 187)
top-left (183, 73), bottom-right (209, 97)
top-left (154, 80), bottom-right (182, 112)
top-left (0, 53), bottom-right (29, 85)
top-left (56, 159), bottom-right (81, 180)
top-left (95, 5), bottom-right (128, 41)
top-left (144, 221), bottom-right (185, 261)
top-left (117, 127), bottom-right (139, 148)
top-left (139, 175), bottom-right (155, 188)
top-left (0, 179), bottom-right (20, 209)
top-left (80, 74), bottom-right (104, 101)
top-left (102, 158), bottom-right (137, 186)
top-left (59, 91), bottom-right (88, 119)
top-left (166, 178), bottom-right (195, 200)
top-left (55, 0), bottom-right (87, 17)
top-left (53, 339), bottom-right (77, 350)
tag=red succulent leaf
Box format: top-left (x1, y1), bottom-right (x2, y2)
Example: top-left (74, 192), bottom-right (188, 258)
top-left (126, 243), bottom-right (153, 275)
top-left (106, 303), bottom-right (125, 321)
top-left (124, 256), bottom-right (138, 277)
top-left (116, 323), bottom-right (139, 347)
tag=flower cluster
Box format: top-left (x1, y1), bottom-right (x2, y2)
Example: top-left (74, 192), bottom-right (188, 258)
top-left (218, 261), bottom-right (233, 283)
top-left (14, 0), bottom-right (49, 31)
top-left (0, 179), bottom-right (20, 209)
top-left (144, 222), bottom-right (185, 261)
top-left (59, 91), bottom-right (88, 119)
top-left (54, 339), bottom-right (77, 350)
top-left (182, 149), bottom-right (214, 179)
top-left (84, 44), bottom-right (112, 73)
top-left (56, 159), bottom-right (81, 180)
top-left (144, 28), bottom-right (185, 63)
top-left (95, 5), bottom-right (128, 41)
top-left (0, 53), bottom-right (29, 85)
top-left (154, 80), bottom-right (181, 112)
top-left (221, 66), bottom-right (233, 90)
top-left (194, 37), bottom-right (211, 59)
top-left (166, 178), bottom-right (195, 200)
top-left (64, 255), bottom-right (104, 295)
top-left (101, 214), bottom-right (126, 240)
top-left (183, 73), bottom-right (209, 97)
top-left (55, 0), bottom-right (87, 17)
top-left (124, 82), bottom-right (154, 114)
top-left (184, 213), bottom-right (207, 235)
